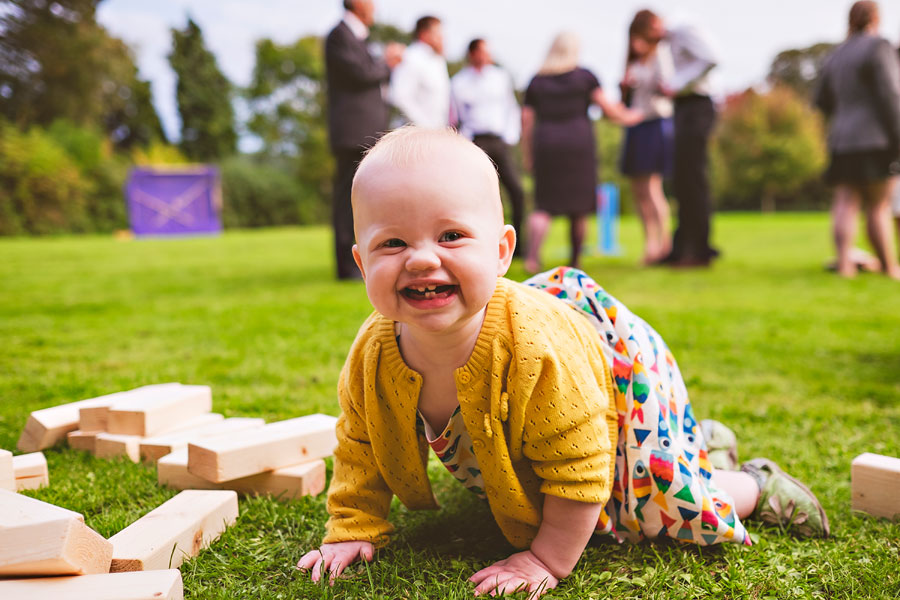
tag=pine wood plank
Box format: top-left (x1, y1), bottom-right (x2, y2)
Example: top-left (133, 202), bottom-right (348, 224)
top-left (95, 433), bottom-right (143, 462)
top-left (94, 414), bottom-right (224, 462)
top-left (109, 489), bottom-right (238, 572)
top-left (0, 449), bottom-right (14, 492)
top-left (140, 417), bottom-right (265, 463)
top-left (67, 429), bottom-right (99, 452)
top-left (13, 452), bottom-right (48, 491)
top-left (0, 569), bottom-right (184, 600)
top-left (107, 385), bottom-right (213, 437)
top-left (851, 453), bottom-right (900, 520)
top-left (158, 449), bottom-right (326, 499)
top-left (187, 414), bottom-right (337, 483)
top-left (79, 405), bottom-right (111, 433)
top-left (17, 384), bottom-right (182, 452)
top-left (17, 394), bottom-right (126, 453)
top-left (12, 451), bottom-right (47, 478)
top-left (0, 488), bottom-right (112, 576)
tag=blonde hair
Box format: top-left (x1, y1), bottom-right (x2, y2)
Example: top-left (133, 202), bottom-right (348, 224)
top-left (538, 32), bottom-right (580, 76)
top-left (352, 126), bottom-right (501, 210)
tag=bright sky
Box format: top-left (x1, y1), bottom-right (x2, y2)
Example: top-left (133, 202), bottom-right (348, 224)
top-left (97, 0), bottom-right (900, 150)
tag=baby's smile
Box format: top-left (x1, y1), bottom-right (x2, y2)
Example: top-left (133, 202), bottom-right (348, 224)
top-left (401, 284), bottom-right (457, 301)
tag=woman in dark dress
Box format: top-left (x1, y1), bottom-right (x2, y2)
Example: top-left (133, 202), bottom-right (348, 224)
top-left (522, 32), bottom-right (639, 273)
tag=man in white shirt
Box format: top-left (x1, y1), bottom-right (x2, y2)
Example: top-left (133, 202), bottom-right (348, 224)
top-left (389, 16), bottom-right (450, 128)
top-left (654, 19), bottom-right (721, 267)
top-left (451, 38), bottom-right (525, 255)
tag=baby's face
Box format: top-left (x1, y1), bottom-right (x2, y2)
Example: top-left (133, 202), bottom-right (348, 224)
top-left (352, 149), bottom-right (515, 336)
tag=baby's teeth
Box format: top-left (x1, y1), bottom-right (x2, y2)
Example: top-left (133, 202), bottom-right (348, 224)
top-left (417, 286), bottom-right (426, 292)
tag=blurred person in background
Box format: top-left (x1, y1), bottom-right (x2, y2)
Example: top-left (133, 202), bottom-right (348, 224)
top-left (619, 9), bottom-right (675, 265)
top-left (656, 15), bottom-right (720, 268)
top-left (521, 32), bottom-right (640, 274)
top-left (389, 16), bottom-right (450, 128)
top-left (325, 0), bottom-right (404, 280)
top-left (451, 38), bottom-right (526, 255)
top-left (894, 34), bottom-right (900, 251)
top-left (815, 0), bottom-right (900, 280)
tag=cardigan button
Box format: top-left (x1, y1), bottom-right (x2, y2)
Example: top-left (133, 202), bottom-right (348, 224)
top-left (458, 371), bottom-right (471, 384)
top-left (472, 438), bottom-right (484, 450)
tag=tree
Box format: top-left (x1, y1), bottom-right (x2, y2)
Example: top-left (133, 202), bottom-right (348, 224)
top-left (244, 35), bottom-right (331, 221)
top-left (0, 0), bottom-right (164, 148)
top-left (767, 43), bottom-right (836, 102)
top-left (169, 18), bottom-right (236, 161)
top-left (711, 87), bottom-right (827, 212)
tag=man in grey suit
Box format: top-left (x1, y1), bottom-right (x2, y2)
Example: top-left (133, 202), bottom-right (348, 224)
top-left (815, 0), bottom-right (900, 279)
top-left (325, 0), bottom-right (403, 279)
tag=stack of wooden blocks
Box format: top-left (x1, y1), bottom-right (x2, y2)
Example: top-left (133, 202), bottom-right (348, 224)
top-left (17, 382), bottom-right (336, 501)
top-left (1, 448), bottom-right (49, 491)
top-left (0, 487), bottom-right (236, 599)
top-left (1, 383), bottom-right (341, 597)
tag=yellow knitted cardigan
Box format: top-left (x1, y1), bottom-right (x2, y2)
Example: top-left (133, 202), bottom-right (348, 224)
top-left (324, 277), bottom-right (617, 549)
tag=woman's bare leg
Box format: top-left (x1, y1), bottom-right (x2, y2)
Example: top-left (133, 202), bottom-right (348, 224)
top-left (862, 179), bottom-right (900, 280)
top-left (630, 175), bottom-right (658, 263)
top-left (647, 173), bottom-right (672, 261)
top-left (526, 210), bottom-right (551, 274)
top-left (832, 184), bottom-right (861, 278)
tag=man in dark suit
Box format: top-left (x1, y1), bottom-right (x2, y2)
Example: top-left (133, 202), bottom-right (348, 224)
top-left (325, 0), bottom-right (403, 279)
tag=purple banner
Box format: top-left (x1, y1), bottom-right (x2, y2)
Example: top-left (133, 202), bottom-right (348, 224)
top-left (126, 166), bottom-right (222, 237)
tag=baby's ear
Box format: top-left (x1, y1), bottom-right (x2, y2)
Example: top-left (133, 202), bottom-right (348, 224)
top-left (352, 245), bottom-right (367, 280)
top-left (496, 225), bottom-right (516, 276)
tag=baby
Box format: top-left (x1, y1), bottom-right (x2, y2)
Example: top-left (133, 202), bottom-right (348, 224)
top-left (298, 127), bottom-right (828, 596)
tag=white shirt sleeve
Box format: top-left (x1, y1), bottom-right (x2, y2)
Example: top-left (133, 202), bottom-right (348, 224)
top-left (668, 25), bottom-right (718, 93)
top-left (502, 71), bottom-right (521, 145)
top-left (390, 48), bottom-right (431, 126)
top-left (389, 42), bottom-right (450, 128)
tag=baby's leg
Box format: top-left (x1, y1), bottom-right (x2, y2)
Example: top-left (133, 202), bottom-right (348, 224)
top-left (711, 469), bottom-right (759, 519)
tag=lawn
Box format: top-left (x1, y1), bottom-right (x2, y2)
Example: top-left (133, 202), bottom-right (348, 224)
top-left (1, 212), bottom-right (898, 599)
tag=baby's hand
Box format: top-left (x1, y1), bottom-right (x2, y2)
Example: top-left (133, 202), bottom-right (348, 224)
top-left (469, 550), bottom-right (559, 597)
top-left (296, 541), bottom-right (374, 584)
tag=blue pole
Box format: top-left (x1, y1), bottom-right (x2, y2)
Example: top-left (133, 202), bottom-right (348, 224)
top-left (597, 183), bottom-right (621, 255)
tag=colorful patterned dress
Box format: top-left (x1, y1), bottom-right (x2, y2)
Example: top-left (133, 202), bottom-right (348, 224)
top-left (525, 267), bottom-right (750, 545)
top-left (422, 267), bottom-right (751, 547)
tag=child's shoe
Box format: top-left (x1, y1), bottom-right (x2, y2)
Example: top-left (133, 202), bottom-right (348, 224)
top-left (700, 419), bottom-right (739, 471)
top-left (740, 458), bottom-right (830, 538)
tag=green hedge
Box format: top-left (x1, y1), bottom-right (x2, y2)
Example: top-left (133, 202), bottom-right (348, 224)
top-left (0, 122), bottom-right (91, 235)
top-left (220, 156), bottom-right (327, 228)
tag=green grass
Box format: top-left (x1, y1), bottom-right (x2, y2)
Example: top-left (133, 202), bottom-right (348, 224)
top-left (1, 213), bottom-right (898, 599)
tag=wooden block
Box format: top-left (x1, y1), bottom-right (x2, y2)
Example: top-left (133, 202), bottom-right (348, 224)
top-left (851, 453), bottom-right (900, 520)
top-left (13, 452), bottom-right (49, 491)
top-left (0, 488), bottom-right (112, 576)
top-left (107, 385), bottom-right (213, 437)
top-left (0, 569), bottom-right (184, 600)
top-left (12, 451), bottom-right (47, 478)
top-left (140, 417), bottom-right (265, 463)
top-left (17, 383), bottom-right (182, 452)
top-left (95, 433), bottom-right (143, 462)
top-left (79, 405), bottom-right (111, 432)
top-left (188, 414), bottom-right (338, 483)
top-left (0, 449), bottom-right (14, 491)
top-left (109, 489), bottom-right (238, 572)
top-left (95, 415), bottom-right (224, 463)
top-left (67, 429), bottom-right (99, 452)
top-left (159, 449), bottom-right (326, 499)
top-left (17, 393), bottom-right (126, 453)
